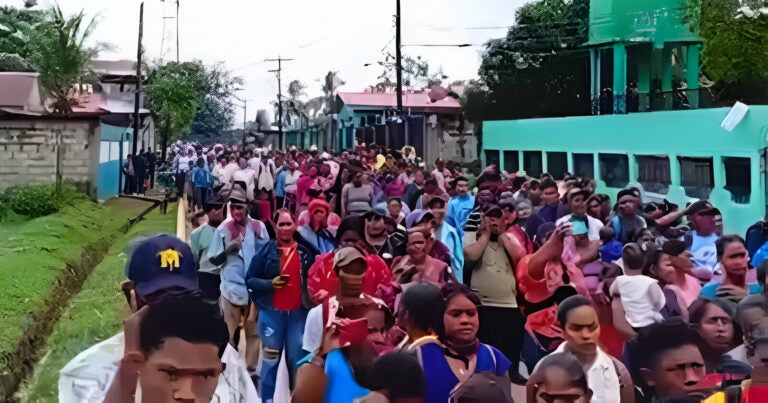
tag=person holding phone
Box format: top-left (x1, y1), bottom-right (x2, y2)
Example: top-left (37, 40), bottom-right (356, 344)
top-left (245, 209), bottom-right (315, 401)
top-left (555, 187), bottom-right (604, 241)
top-left (293, 247), bottom-right (397, 403)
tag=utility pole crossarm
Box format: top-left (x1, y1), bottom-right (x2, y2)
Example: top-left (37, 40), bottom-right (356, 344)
top-left (265, 57), bottom-right (293, 149)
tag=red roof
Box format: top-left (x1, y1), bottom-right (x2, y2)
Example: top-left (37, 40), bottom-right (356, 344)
top-left (337, 92), bottom-right (461, 114)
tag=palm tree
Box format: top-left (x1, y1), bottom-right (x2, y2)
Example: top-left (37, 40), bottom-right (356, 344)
top-left (302, 71), bottom-right (344, 122)
top-left (27, 3), bottom-right (101, 115)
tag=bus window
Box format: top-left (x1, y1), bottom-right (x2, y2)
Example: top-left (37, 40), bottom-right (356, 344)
top-left (599, 153), bottom-right (629, 188)
top-left (504, 150), bottom-right (519, 174)
top-left (723, 157), bottom-right (751, 204)
top-left (523, 151), bottom-right (543, 178)
top-left (573, 153), bottom-right (594, 178)
top-left (547, 152), bottom-right (568, 180)
top-left (485, 150), bottom-right (500, 167)
top-left (678, 156), bottom-right (713, 200)
top-left (636, 155), bottom-right (671, 194)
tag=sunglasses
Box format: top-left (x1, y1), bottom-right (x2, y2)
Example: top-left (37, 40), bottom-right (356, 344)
top-left (230, 204), bottom-right (247, 210)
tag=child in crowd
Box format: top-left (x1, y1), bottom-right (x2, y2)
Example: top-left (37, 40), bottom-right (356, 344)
top-left (610, 242), bottom-right (666, 335)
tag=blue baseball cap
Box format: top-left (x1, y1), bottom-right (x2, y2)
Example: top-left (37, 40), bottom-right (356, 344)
top-left (405, 209), bottom-right (435, 230)
top-left (125, 234), bottom-right (198, 296)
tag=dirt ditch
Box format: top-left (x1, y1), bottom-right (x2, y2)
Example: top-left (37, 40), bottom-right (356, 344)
top-left (0, 200), bottom-right (158, 402)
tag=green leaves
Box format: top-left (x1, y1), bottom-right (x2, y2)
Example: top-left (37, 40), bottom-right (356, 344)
top-left (475, 0), bottom-right (590, 120)
top-left (145, 60), bottom-right (211, 143)
top-left (25, 3), bottom-right (101, 115)
top-left (692, 0), bottom-right (768, 100)
top-left (0, 183), bottom-right (86, 219)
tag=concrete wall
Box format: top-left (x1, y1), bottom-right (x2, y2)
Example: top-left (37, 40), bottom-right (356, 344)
top-left (426, 127), bottom-right (478, 165)
top-left (0, 119), bottom-right (100, 192)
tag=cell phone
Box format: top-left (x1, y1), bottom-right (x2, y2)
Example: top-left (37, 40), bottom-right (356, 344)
top-left (279, 274), bottom-right (291, 281)
top-left (336, 318), bottom-right (369, 347)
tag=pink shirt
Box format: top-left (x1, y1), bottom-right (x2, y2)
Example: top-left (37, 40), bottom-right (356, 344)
top-left (667, 273), bottom-right (702, 309)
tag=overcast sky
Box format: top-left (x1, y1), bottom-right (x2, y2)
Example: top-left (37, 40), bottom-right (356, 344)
top-left (4, 0), bottom-right (526, 124)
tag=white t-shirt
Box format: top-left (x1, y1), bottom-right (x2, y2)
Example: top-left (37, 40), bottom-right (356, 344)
top-left (233, 168), bottom-right (256, 200)
top-left (688, 231), bottom-right (719, 273)
top-left (551, 343), bottom-right (621, 403)
top-left (302, 304), bottom-right (324, 353)
top-left (58, 332), bottom-right (258, 403)
top-left (614, 275), bottom-right (665, 328)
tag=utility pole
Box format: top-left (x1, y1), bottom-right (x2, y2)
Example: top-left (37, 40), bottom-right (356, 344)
top-left (175, 0), bottom-right (180, 62)
top-left (133, 2), bottom-right (143, 156)
top-left (242, 99), bottom-right (247, 148)
top-left (395, 0), bottom-right (403, 112)
top-left (265, 57), bottom-right (293, 149)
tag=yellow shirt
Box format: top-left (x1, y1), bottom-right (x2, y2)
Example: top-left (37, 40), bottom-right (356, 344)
top-left (470, 241), bottom-right (518, 308)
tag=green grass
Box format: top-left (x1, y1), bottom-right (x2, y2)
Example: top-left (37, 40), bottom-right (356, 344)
top-left (0, 198), bottom-right (151, 354)
top-left (0, 197), bottom-right (154, 400)
top-left (19, 204), bottom-right (177, 401)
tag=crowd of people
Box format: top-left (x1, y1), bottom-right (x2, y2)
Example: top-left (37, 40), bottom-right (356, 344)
top-left (60, 140), bottom-right (768, 402)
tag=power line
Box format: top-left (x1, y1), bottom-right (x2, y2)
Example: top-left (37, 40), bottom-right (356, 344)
top-left (231, 60), bottom-right (268, 72)
top-left (402, 43), bottom-right (479, 47)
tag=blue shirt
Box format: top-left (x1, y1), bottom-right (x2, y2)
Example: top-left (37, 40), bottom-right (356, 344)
top-left (275, 170), bottom-right (288, 197)
top-left (436, 222), bottom-right (464, 283)
top-left (700, 282), bottom-right (763, 299)
top-left (323, 349), bottom-right (370, 403)
top-left (418, 342), bottom-right (511, 403)
top-left (446, 194), bottom-right (474, 237)
top-left (297, 226), bottom-right (336, 255)
top-left (192, 167), bottom-right (212, 188)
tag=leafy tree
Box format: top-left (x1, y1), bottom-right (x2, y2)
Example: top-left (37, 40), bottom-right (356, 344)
top-left (682, 0), bottom-right (768, 103)
top-left (145, 61), bottom-right (206, 161)
top-left (273, 73), bottom-right (346, 129)
top-left (0, 52), bottom-right (35, 72)
top-left (287, 79), bottom-right (306, 100)
top-left (472, 0), bottom-right (590, 121)
top-left (188, 62), bottom-right (240, 138)
top-left (146, 60), bottom-right (239, 158)
top-left (377, 53), bottom-right (445, 89)
top-left (0, 5), bottom-right (43, 60)
top-left (26, 4), bottom-right (103, 115)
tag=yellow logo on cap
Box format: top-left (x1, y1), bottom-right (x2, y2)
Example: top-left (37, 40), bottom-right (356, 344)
top-left (157, 249), bottom-right (182, 271)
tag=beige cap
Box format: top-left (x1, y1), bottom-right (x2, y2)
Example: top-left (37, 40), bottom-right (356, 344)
top-left (334, 247), bottom-right (365, 267)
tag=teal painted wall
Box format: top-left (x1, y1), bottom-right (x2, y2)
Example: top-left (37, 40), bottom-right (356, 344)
top-left (483, 107), bottom-right (768, 235)
top-left (587, 0), bottom-right (701, 46)
top-left (98, 124), bottom-right (132, 200)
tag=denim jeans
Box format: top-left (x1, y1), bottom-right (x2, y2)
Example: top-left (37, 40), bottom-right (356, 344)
top-left (257, 307), bottom-right (308, 400)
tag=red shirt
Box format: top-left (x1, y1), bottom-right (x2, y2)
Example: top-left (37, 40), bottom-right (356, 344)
top-left (273, 243), bottom-right (302, 311)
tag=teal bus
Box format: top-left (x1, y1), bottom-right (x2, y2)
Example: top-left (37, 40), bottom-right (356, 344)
top-left (482, 106), bottom-right (768, 235)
